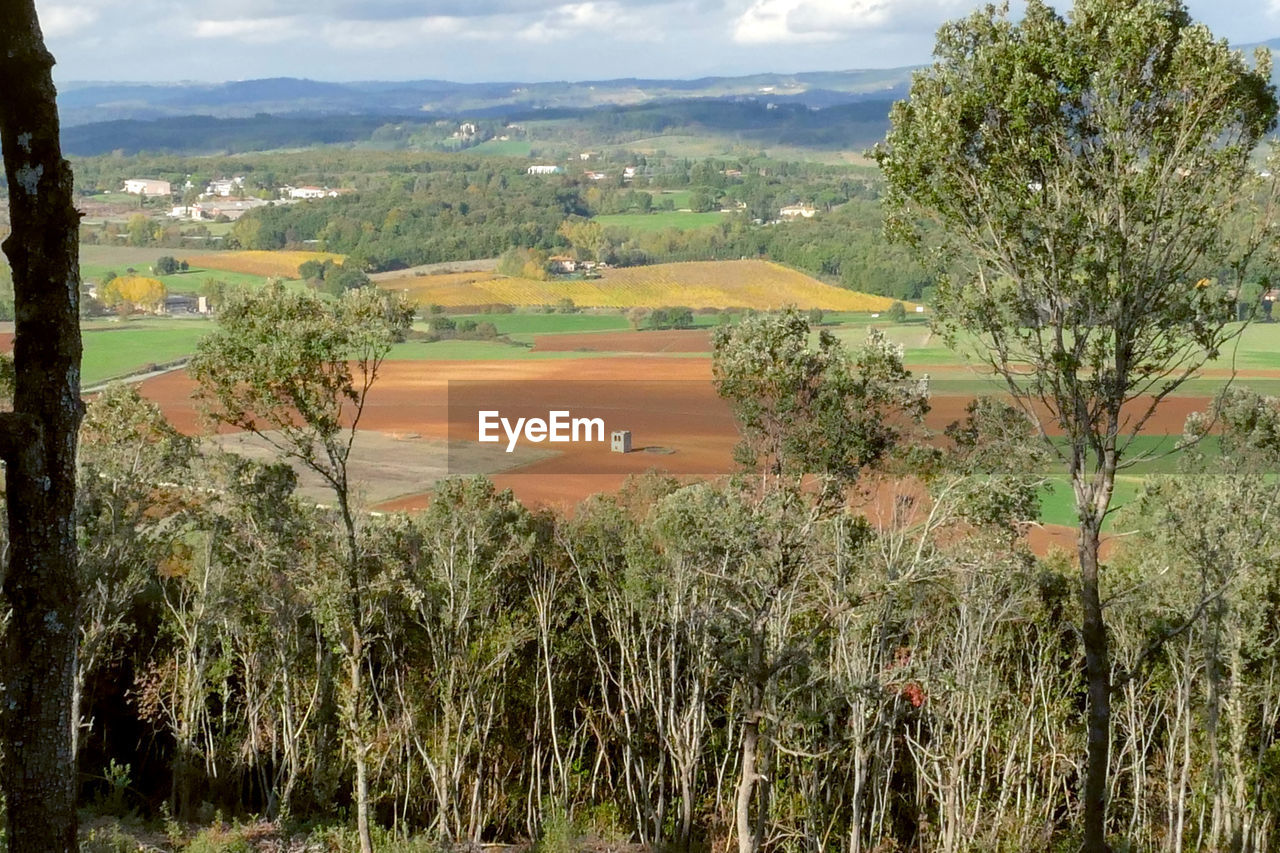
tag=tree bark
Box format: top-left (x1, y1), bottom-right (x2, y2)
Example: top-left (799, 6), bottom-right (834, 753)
top-left (0, 3), bottom-right (85, 851)
top-left (1078, 516), bottom-right (1111, 853)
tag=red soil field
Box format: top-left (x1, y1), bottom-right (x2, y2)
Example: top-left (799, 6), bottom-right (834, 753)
top-left (138, 355), bottom-right (1209, 559)
top-left (141, 356), bottom-right (1209, 497)
top-left (533, 329), bottom-right (713, 353)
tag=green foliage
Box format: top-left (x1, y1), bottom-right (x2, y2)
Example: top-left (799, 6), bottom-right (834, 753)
top-left (191, 282), bottom-right (412, 449)
top-left (644, 306), bottom-right (693, 330)
top-left (152, 255), bottom-right (180, 276)
top-left (713, 308), bottom-right (927, 487)
top-left (877, 0), bottom-right (1278, 442)
top-left (885, 300), bottom-right (906, 323)
top-left (0, 262), bottom-right (15, 322)
top-left (497, 246), bottom-right (551, 281)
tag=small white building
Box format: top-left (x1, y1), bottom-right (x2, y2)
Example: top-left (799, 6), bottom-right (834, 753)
top-left (780, 204), bottom-right (817, 220)
top-left (622, 166), bottom-right (637, 179)
top-left (527, 165), bottom-right (563, 176)
top-left (611, 430), bottom-right (632, 453)
top-left (206, 177), bottom-right (245, 197)
top-left (288, 186), bottom-right (333, 199)
top-left (123, 178), bottom-right (172, 196)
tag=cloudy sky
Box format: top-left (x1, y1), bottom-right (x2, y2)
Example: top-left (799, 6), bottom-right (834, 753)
top-left (33, 0), bottom-right (1280, 84)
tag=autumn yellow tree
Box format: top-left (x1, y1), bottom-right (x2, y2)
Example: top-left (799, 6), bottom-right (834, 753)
top-left (101, 275), bottom-right (166, 314)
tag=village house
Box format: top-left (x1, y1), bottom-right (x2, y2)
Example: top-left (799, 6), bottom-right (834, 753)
top-left (287, 186), bottom-right (336, 200)
top-left (779, 203), bottom-right (818, 220)
top-left (548, 255), bottom-right (577, 274)
top-left (205, 177), bottom-right (245, 197)
top-left (123, 178), bottom-right (172, 196)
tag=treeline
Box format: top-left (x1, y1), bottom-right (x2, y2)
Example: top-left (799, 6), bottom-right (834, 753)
top-left (62, 114), bottom-right (415, 157)
top-left (58, 312), bottom-right (1280, 851)
top-left (61, 98), bottom-right (894, 158)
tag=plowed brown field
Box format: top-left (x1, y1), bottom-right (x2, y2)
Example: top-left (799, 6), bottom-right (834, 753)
top-left (140, 354), bottom-right (1208, 512)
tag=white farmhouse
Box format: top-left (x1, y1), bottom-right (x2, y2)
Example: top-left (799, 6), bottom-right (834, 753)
top-left (779, 204), bottom-right (817, 220)
top-left (527, 165), bottom-right (563, 176)
top-left (288, 186), bottom-right (333, 199)
top-left (206, 176), bottom-right (245, 197)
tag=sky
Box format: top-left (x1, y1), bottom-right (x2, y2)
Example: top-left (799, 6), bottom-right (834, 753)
top-left (33, 0), bottom-right (1280, 84)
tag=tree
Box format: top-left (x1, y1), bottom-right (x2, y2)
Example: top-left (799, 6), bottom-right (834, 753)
top-left (153, 255), bottom-right (179, 275)
top-left (885, 301), bottom-right (906, 324)
top-left (126, 212), bottom-right (152, 247)
top-left (0, 2), bottom-right (84, 849)
top-left (688, 188), bottom-right (718, 213)
top-left (100, 274), bottom-right (166, 314)
top-left (875, 1), bottom-right (1278, 847)
top-left (190, 282), bottom-right (412, 853)
top-left (711, 310), bottom-right (926, 852)
top-left (557, 216), bottom-right (605, 261)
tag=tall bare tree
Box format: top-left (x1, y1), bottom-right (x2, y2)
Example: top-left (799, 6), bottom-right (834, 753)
top-left (0, 2), bottom-right (84, 850)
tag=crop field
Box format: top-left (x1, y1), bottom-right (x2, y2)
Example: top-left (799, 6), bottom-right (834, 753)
top-left (72, 262), bottom-right (1280, 545)
top-left (154, 267), bottom-right (275, 293)
top-left (80, 320), bottom-right (212, 385)
top-left (468, 138), bottom-right (533, 157)
top-left (381, 260), bottom-right (911, 311)
top-left (594, 212), bottom-right (727, 232)
top-left (174, 250), bottom-right (345, 278)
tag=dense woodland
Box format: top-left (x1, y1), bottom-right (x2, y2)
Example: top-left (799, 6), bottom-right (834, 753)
top-left (56, 305), bottom-right (1280, 852)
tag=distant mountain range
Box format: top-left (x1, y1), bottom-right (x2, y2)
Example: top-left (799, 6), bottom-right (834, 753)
top-left (55, 38), bottom-right (1280, 157)
top-left (55, 68), bottom-right (915, 127)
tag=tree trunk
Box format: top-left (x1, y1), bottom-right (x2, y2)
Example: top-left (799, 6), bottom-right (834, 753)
top-left (735, 707), bottom-right (761, 853)
top-left (350, 637), bottom-right (373, 853)
top-left (736, 629), bottom-right (766, 853)
top-left (1079, 516), bottom-right (1111, 853)
top-left (0, 4), bottom-right (84, 851)
top-left (339, 491), bottom-right (374, 853)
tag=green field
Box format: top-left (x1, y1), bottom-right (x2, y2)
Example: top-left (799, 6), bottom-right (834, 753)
top-left (1037, 475), bottom-right (1146, 529)
top-left (470, 138), bottom-right (534, 157)
top-left (82, 320), bottom-right (212, 385)
top-left (595, 211), bottom-right (727, 232)
top-left (656, 190), bottom-right (693, 209)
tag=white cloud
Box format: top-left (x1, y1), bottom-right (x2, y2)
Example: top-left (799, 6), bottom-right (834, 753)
top-left (40, 4), bottom-right (100, 37)
top-left (317, 16), bottom-right (470, 49)
top-left (518, 1), bottom-right (650, 42)
top-left (193, 16), bottom-right (301, 42)
top-left (733, 0), bottom-right (978, 45)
